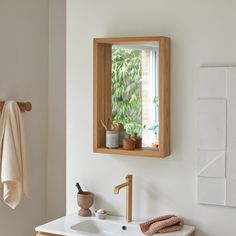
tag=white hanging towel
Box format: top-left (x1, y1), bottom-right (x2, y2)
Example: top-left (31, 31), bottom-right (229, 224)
top-left (0, 101), bottom-right (29, 209)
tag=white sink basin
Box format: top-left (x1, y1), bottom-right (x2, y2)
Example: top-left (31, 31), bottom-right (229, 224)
top-left (36, 213), bottom-right (195, 236)
top-left (70, 217), bottom-right (143, 236)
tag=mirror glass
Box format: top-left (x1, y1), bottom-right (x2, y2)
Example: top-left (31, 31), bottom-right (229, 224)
top-left (111, 42), bottom-right (159, 149)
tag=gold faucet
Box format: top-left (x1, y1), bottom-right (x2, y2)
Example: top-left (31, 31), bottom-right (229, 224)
top-left (114, 174), bottom-right (133, 222)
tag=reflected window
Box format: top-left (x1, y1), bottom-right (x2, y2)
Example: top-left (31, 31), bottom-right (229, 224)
top-left (112, 43), bottom-right (159, 149)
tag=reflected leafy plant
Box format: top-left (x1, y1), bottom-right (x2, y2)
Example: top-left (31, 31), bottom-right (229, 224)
top-left (112, 48), bottom-right (142, 135)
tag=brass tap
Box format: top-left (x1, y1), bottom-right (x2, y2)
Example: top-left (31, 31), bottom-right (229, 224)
top-left (114, 175), bottom-right (133, 222)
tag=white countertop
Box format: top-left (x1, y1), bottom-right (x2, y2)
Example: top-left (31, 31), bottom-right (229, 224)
top-left (35, 213), bottom-right (195, 236)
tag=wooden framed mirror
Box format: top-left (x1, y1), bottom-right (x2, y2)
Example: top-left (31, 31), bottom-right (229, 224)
top-left (93, 36), bottom-right (170, 157)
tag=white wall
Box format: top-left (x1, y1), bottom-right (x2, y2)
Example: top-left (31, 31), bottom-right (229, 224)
top-left (47, 0), bottom-right (66, 221)
top-left (67, 1), bottom-right (236, 236)
top-left (0, 0), bottom-right (48, 235)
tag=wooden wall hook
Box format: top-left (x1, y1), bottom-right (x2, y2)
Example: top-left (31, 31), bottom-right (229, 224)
top-left (0, 101), bottom-right (32, 112)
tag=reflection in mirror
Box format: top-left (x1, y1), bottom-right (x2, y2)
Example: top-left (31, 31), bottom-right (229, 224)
top-left (111, 42), bottom-right (159, 149)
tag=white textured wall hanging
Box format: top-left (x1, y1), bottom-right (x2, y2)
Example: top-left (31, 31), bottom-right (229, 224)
top-left (198, 67), bottom-right (236, 207)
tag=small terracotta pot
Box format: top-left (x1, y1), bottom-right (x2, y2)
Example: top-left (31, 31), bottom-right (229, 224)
top-left (77, 192), bottom-right (94, 216)
top-left (132, 133), bottom-right (142, 149)
top-left (123, 135), bottom-right (135, 150)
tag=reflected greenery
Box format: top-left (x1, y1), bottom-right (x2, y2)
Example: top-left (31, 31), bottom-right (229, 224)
top-left (112, 48), bottom-right (142, 135)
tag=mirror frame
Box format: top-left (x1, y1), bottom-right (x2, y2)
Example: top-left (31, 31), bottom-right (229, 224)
top-left (93, 36), bottom-right (170, 157)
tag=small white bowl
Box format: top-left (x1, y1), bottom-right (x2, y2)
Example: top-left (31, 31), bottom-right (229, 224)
top-left (95, 210), bottom-right (107, 219)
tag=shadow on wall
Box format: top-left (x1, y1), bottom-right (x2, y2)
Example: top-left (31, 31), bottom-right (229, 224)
top-left (192, 222), bottom-right (209, 236)
top-left (92, 194), bottom-right (119, 216)
top-left (133, 176), bottom-right (189, 217)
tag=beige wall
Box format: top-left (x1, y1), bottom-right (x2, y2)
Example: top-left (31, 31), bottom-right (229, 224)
top-left (0, 0), bottom-right (48, 235)
top-left (47, 0), bottom-right (66, 221)
top-left (0, 0), bottom-right (66, 234)
top-left (66, 1), bottom-right (236, 236)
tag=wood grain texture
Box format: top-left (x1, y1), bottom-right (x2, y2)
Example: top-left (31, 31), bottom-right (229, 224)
top-left (36, 232), bottom-right (63, 236)
top-left (158, 37), bottom-right (171, 156)
top-left (93, 41), bottom-right (112, 149)
top-left (0, 101), bottom-right (32, 112)
top-left (93, 36), bottom-right (170, 157)
top-left (94, 36), bottom-right (168, 44)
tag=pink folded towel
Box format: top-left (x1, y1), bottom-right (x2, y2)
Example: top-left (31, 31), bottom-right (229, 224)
top-left (140, 215), bottom-right (184, 235)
